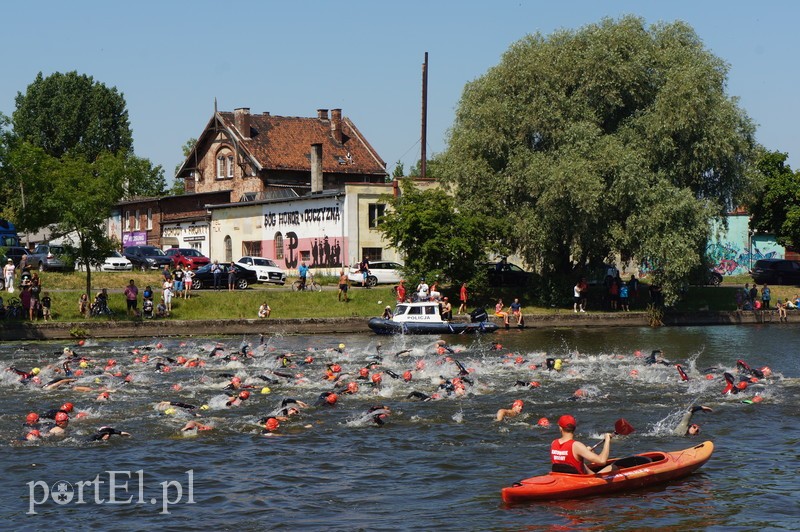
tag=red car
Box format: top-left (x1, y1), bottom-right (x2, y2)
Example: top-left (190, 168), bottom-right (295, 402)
top-left (164, 248), bottom-right (211, 270)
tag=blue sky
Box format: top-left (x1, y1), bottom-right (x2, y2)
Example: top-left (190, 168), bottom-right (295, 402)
top-left (2, 1), bottom-right (798, 183)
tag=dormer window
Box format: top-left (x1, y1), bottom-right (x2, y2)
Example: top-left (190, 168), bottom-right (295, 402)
top-left (216, 149), bottom-right (234, 179)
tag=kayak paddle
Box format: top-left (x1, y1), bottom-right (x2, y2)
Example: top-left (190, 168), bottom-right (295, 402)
top-left (590, 418), bottom-right (635, 451)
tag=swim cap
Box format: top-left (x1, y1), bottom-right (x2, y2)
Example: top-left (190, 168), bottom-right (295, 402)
top-left (74, 370), bottom-right (84, 376)
top-left (61, 402), bottom-right (74, 413)
top-left (554, 359), bottom-right (563, 370)
top-left (239, 391), bottom-right (251, 400)
top-left (94, 378), bottom-right (102, 384)
top-left (705, 374), bottom-right (714, 380)
top-left (265, 418), bottom-right (280, 431)
top-left (338, 343), bottom-right (345, 350)
top-left (106, 359), bottom-right (116, 367)
top-left (752, 395), bottom-right (763, 403)
top-left (164, 408), bottom-right (176, 415)
top-left (512, 400), bottom-right (524, 410)
top-left (304, 356), bottom-right (314, 364)
top-left (261, 387), bottom-right (272, 395)
top-left (736, 381), bottom-right (748, 390)
top-left (177, 356), bottom-right (187, 365)
top-left (331, 364), bottom-right (342, 373)
top-left (371, 373), bottom-right (382, 384)
top-left (347, 382), bottom-right (359, 393)
top-left (529, 381), bottom-right (540, 388)
top-left (27, 429), bottom-right (41, 439)
top-left (231, 377), bottom-right (241, 385)
top-left (79, 361), bottom-right (89, 368)
top-left (359, 367), bottom-right (369, 377)
top-left (63, 347), bottom-right (71, 354)
top-left (537, 417), bottom-right (550, 427)
top-left (403, 371), bottom-right (412, 382)
top-left (326, 393), bottom-right (338, 405)
top-left (200, 404), bottom-right (209, 410)
top-left (31, 367), bottom-right (40, 376)
top-left (55, 412), bottom-right (69, 423)
top-left (26, 412), bottom-right (39, 424)
top-left (573, 389), bottom-right (585, 398)
top-left (172, 384), bottom-right (182, 391)
top-left (557, 415), bottom-right (576, 430)
top-left (99, 391), bottom-right (110, 399)
top-left (760, 366), bottom-right (772, 378)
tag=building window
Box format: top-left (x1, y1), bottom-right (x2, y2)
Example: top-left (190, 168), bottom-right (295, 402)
top-left (224, 236), bottom-right (232, 263)
top-left (300, 250), bottom-right (311, 262)
top-left (243, 240), bottom-right (262, 257)
top-left (217, 156), bottom-right (225, 178)
top-left (361, 247), bottom-right (382, 262)
top-left (146, 208), bottom-right (153, 230)
top-left (125, 211), bottom-right (130, 231)
top-left (227, 155), bottom-right (234, 178)
top-left (368, 203), bottom-right (386, 228)
top-left (134, 210), bottom-right (140, 230)
top-left (274, 233), bottom-right (284, 260)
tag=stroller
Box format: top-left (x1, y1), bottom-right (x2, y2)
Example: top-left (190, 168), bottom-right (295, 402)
top-left (142, 298), bottom-right (154, 319)
top-left (90, 295), bottom-right (113, 317)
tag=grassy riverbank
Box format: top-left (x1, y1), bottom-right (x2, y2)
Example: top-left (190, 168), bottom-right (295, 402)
top-left (7, 271), bottom-right (797, 322)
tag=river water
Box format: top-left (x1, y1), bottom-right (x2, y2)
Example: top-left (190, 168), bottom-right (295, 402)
top-left (1, 324), bottom-right (797, 531)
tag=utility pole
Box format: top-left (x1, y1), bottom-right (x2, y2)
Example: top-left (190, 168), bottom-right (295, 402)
top-left (421, 52), bottom-right (428, 179)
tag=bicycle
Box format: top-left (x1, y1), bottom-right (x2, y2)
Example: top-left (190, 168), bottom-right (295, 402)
top-left (291, 274), bottom-right (321, 292)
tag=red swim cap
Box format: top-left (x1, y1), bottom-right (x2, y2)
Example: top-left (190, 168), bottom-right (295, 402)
top-left (106, 359), bottom-right (116, 367)
top-left (359, 367), bottom-right (369, 377)
top-left (512, 400), bottom-right (524, 410)
top-left (347, 382), bottom-right (359, 393)
top-left (402, 371), bottom-right (412, 382)
top-left (239, 391), bottom-right (251, 400)
top-left (736, 381), bottom-right (748, 390)
top-left (573, 389), bottom-right (585, 398)
top-left (26, 412), bottom-right (39, 424)
top-left (371, 373), bottom-right (382, 384)
top-left (537, 417), bottom-right (550, 427)
top-left (326, 393), bottom-right (338, 405)
top-left (27, 429), bottom-right (41, 439)
top-left (231, 377), bottom-right (241, 385)
top-left (265, 418), bottom-right (280, 431)
top-left (705, 374), bottom-right (714, 380)
top-left (529, 381), bottom-right (540, 388)
top-left (61, 402), bottom-right (74, 413)
top-left (558, 414), bottom-right (576, 430)
top-left (55, 412), bottom-right (69, 423)
top-left (177, 356), bottom-right (187, 365)
top-left (331, 364), bottom-right (342, 373)
top-left (752, 395), bottom-right (763, 403)
top-left (305, 356), bottom-right (314, 364)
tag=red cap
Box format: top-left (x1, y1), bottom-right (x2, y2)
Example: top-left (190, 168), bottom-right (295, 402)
top-left (512, 400), bottom-right (524, 410)
top-left (26, 412), bottom-right (39, 424)
top-left (537, 417), bottom-right (550, 427)
top-left (265, 418), bottom-right (280, 431)
top-left (359, 367), bottom-right (369, 377)
top-left (27, 429), bottom-right (41, 439)
top-left (326, 393), bottom-right (338, 405)
top-left (106, 359), bottom-right (116, 367)
top-left (402, 371), bottom-right (412, 382)
top-left (239, 390), bottom-right (251, 400)
top-left (331, 364), bottom-right (342, 373)
top-left (231, 376), bottom-right (241, 385)
top-left (558, 415), bottom-right (576, 430)
top-left (61, 402), bottom-right (74, 413)
top-left (736, 381), bottom-right (748, 390)
top-left (347, 382), bottom-right (359, 393)
top-left (177, 356), bottom-right (187, 365)
top-left (55, 412), bottom-right (69, 423)
top-left (371, 373), bottom-right (382, 384)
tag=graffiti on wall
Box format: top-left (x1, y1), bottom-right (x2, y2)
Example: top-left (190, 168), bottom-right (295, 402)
top-left (282, 233), bottom-right (343, 270)
top-left (706, 242), bottom-right (777, 275)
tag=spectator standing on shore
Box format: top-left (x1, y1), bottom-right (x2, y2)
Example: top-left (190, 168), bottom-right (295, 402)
top-left (227, 264), bottom-right (237, 291)
top-left (748, 284), bottom-right (758, 307)
top-left (396, 280), bottom-right (406, 303)
top-left (458, 283), bottom-right (468, 314)
top-left (573, 281), bottom-right (584, 313)
top-left (619, 282), bottom-right (629, 311)
top-left (338, 270), bottom-right (349, 302)
top-left (41, 292), bottom-right (52, 321)
top-left (628, 274), bottom-right (639, 304)
top-left (161, 264), bottom-right (171, 282)
top-left (29, 273), bottom-right (42, 320)
top-left (211, 260), bottom-right (222, 290)
top-left (163, 278), bottom-right (174, 312)
top-left (173, 265), bottom-right (185, 297)
top-left (124, 279), bottom-right (139, 317)
top-left (183, 268), bottom-right (193, 299)
top-left (78, 294), bottom-right (89, 317)
top-left (359, 258), bottom-right (370, 288)
top-left (761, 283), bottom-right (771, 309)
top-left (4, 258), bottom-right (15, 293)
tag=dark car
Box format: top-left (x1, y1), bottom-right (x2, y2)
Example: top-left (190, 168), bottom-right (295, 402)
top-left (484, 261), bottom-right (533, 287)
top-left (2, 246), bottom-right (32, 268)
top-left (751, 259), bottom-right (800, 285)
top-left (191, 262), bottom-right (256, 290)
top-left (123, 245), bottom-right (173, 271)
top-left (164, 248), bottom-right (211, 270)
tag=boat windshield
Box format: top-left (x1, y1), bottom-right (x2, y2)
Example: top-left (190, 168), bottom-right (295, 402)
top-left (395, 305), bottom-right (408, 315)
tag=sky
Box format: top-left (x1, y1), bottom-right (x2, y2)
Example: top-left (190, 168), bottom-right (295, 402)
top-left (2, 1), bottom-right (798, 184)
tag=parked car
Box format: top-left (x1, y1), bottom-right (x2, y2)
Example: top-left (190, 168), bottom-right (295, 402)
top-left (705, 269), bottom-right (723, 286)
top-left (123, 245), bottom-right (173, 271)
top-left (1, 246), bottom-right (32, 268)
top-left (191, 262), bottom-right (256, 290)
top-left (164, 248), bottom-right (210, 270)
top-left (236, 256), bottom-right (287, 285)
top-left (348, 261), bottom-right (404, 287)
top-left (77, 252), bottom-right (133, 272)
top-left (751, 259), bottom-right (800, 285)
top-left (484, 261), bottom-right (533, 287)
top-left (29, 243), bottom-right (74, 271)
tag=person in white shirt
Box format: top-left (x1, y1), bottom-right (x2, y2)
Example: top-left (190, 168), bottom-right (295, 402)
top-left (3, 259), bottom-right (15, 293)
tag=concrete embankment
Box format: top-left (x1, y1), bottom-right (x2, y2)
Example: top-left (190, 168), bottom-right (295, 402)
top-left (0, 310), bottom-right (790, 341)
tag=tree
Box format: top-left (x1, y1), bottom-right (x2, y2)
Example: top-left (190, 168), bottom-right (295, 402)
top-left (438, 16), bottom-right (755, 303)
top-left (125, 156), bottom-right (167, 198)
top-left (378, 179), bottom-right (496, 285)
top-left (13, 71), bottom-right (133, 161)
top-left (170, 138), bottom-right (197, 195)
top-left (747, 150), bottom-right (800, 248)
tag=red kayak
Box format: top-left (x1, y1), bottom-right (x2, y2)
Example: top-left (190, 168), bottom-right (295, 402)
top-left (502, 440), bottom-right (713, 503)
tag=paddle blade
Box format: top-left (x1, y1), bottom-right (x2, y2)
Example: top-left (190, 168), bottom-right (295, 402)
top-left (615, 418), bottom-right (635, 436)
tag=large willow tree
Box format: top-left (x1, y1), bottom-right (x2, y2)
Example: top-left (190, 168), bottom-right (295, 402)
top-left (439, 16), bottom-right (756, 302)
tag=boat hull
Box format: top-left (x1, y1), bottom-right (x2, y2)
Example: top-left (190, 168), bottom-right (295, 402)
top-left (368, 318), bottom-right (499, 335)
top-left (501, 440), bottom-right (713, 503)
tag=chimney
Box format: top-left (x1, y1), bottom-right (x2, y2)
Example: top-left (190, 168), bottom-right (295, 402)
top-left (311, 143), bottom-right (323, 194)
top-left (331, 108), bottom-right (343, 144)
top-left (234, 107), bottom-right (251, 138)
top-left (317, 109), bottom-right (329, 120)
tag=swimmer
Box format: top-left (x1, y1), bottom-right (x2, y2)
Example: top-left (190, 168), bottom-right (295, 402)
top-left (676, 364), bottom-right (689, 381)
top-left (514, 381), bottom-right (541, 389)
top-left (315, 392), bottom-right (338, 406)
top-left (226, 390), bottom-right (251, 407)
top-left (406, 391), bottom-right (434, 402)
top-left (181, 420), bottom-right (213, 433)
top-left (8, 366), bottom-right (40, 383)
top-left (645, 349), bottom-right (670, 366)
top-left (736, 359), bottom-right (765, 379)
top-left (43, 412), bottom-right (70, 437)
top-left (496, 400), bottom-right (524, 422)
top-left (88, 426), bottom-right (131, 442)
top-left (366, 405), bottom-right (391, 426)
top-left (41, 402), bottom-right (75, 420)
top-left (673, 405), bottom-right (713, 436)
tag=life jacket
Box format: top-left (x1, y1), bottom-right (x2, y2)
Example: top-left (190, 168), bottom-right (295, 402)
top-left (551, 438), bottom-right (585, 474)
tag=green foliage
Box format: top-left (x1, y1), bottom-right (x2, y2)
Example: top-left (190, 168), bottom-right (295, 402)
top-left (392, 161), bottom-right (405, 179)
top-left (747, 150), bottom-right (800, 247)
top-left (124, 156), bottom-right (167, 198)
top-left (438, 16), bottom-right (756, 303)
top-left (12, 71), bottom-right (133, 161)
top-left (378, 180), bottom-right (496, 285)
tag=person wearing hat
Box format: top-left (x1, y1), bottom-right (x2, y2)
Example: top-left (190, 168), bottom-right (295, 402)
top-left (495, 399), bottom-right (524, 422)
top-left (551, 414), bottom-right (613, 474)
top-left (3, 258), bottom-right (15, 293)
top-left (382, 305), bottom-right (393, 319)
top-left (673, 405), bottom-right (713, 436)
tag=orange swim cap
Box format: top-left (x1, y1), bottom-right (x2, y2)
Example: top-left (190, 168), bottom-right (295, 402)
top-left (736, 381), bottom-right (748, 390)
top-left (26, 412), bottom-right (39, 424)
top-left (347, 382), bottom-right (359, 393)
top-left (326, 393), bottom-right (338, 405)
top-left (402, 371), bottom-right (412, 382)
top-left (55, 412), bottom-right (69, 423)
top-left (512, 400), bottom-right (524, 410)
top-left (371, 373), bottom-right (383, 384)
top-left (239, 391), bottom-right (251, 400)
top-left (359, 367), bottom-right (369, 378)
top-left (705, 374), bottom-right (714, 380)
top-left (61, 402), bottom-right (74, 413)
top-left (265, 418), bottom-right (280, 431)
top-left (537, 417), bottom-right (550, 427)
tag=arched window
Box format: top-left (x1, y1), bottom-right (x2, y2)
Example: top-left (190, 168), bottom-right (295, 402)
top-left (216, 147), bottom-right (234, 179)
top-left (224, 236), bottom-right (232, 263)
top-left (274, 233), bottom-right (284, 260)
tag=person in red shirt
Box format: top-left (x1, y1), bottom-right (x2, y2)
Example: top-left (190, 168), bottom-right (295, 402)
top-left (396, 280), bottom-right (406, 303)
top-left (551, 414), bottom-right (612, 474)
top-left (458, 283), bottom-right (468, 315)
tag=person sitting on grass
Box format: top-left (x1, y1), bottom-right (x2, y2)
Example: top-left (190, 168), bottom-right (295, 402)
top-left (156, 299), bottom-right (169, 318)
top-left (258, 302), bottom-right (271, 318)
